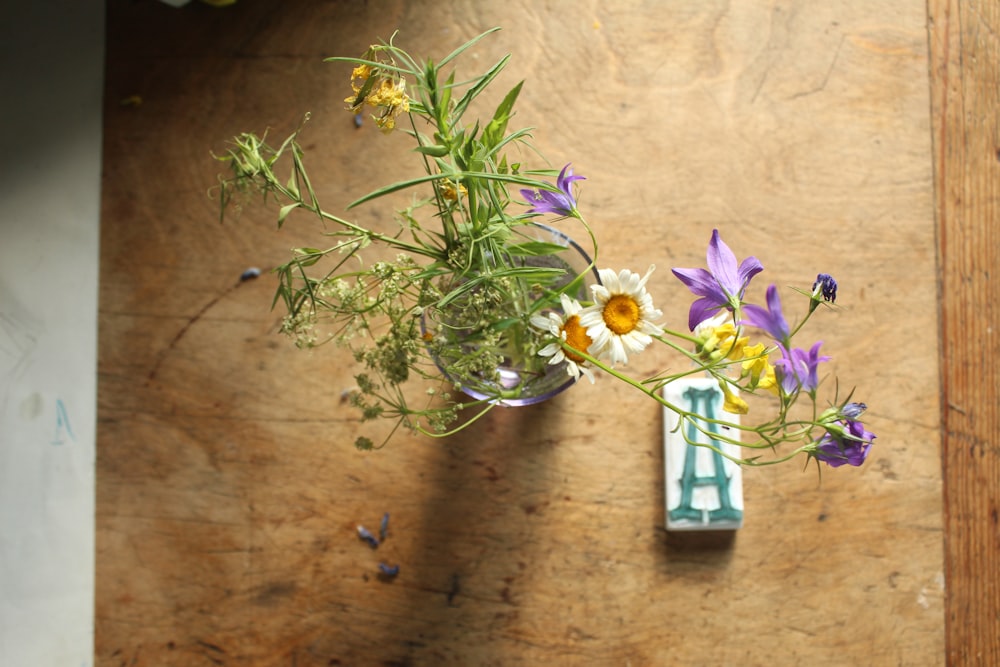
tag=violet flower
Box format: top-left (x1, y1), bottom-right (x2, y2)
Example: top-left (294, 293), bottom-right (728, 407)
top-left (773, 341), bottom-right (830, 394)
top-left (741, 284), bottom-right (791, 349)
top-left (815, 419), bottom-right (875, 467)
top-left (520, 163), bottom-right (584, 217)
top-left (672, 229), bottom-right (764, 330)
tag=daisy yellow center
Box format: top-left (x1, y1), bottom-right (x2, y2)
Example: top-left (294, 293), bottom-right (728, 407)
top-left (560, 315), bottom-right (593, 363)
top-left (603, 294), bottom-right (641, 335)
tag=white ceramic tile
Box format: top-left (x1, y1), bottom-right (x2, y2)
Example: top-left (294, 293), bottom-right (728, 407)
top-left (663, 378), bottom-right (744, 531)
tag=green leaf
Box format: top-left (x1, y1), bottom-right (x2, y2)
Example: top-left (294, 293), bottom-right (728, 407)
top-left (323, 56), bottom-right (410, 77)
top-left (277, 202), bottom-right (300, 228)
top-left (285, 171), bottom-right (300, 199)
top-left (485, 127), bottom-right (534, 161)
top-left (437, 266), bottom-right (564, 307)
top-left (504, 241), bottom-right (570, 257)
top-left (452, 54), bottom-right (511, 121)
top-left (438, 71), bottom-right (455, 124)
top-left (347, 173), bottom-right (449, 209)
top-left (482, 81), bottom-right (523, 149)
top-left (437, 27), bottom-right (501, 68)
top-left (490, 317), bottom-right (521, 332)
top-left (292, 247), bottom-right (325, 267)
top-left (414, 144), bottom-right (450, 157)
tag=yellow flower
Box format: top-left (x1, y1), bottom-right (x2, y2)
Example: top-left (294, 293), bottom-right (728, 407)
top-left (349, 63), bottom-right (373, 93)
top-left (741, 342), bottom-right (779, 394)
top-left (693, 313), bottom-right (748, 365)
top-left (439, 179), bottom-right (467, 202)
top-left (706, 324), bottom-right (748, 362)
top-left (344, 59), bottom-right (410, 133)
top-left (720, 381), bottom-right (748, 415)
top-left (367, 78), bottom-right (410, 133)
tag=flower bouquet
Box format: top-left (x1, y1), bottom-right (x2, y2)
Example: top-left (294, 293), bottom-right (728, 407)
top-left (216, 28), bottom-right (874, 469)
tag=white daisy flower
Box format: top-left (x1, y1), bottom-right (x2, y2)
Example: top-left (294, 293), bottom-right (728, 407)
top-left (530, 293), bottom-right (596, 384)
top-left (580, 265), bottom-right (664, 366)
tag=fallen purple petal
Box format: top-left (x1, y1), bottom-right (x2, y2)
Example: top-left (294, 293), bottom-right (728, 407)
top-left (356, 525), bottom-right (379, 549)
top-left (379, 512), bottom-right (390, 541)
top-left (378, 563), bottom-right (400, 577)
top-left (240, 267), bottom-right (261, 282)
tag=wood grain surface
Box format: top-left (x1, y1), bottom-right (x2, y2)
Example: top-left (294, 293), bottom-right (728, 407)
top-left (97, 1), bottom-right (947, 664)
top-left (929, 1), bottom-right (1000, 665)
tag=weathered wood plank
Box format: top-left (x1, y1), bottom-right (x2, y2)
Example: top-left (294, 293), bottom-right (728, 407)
top-left (928, 1), bottom-right (1000, 664)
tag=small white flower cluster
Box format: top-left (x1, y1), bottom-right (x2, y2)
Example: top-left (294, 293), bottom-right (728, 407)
top-left (280, 309), bottom-right (320, 349)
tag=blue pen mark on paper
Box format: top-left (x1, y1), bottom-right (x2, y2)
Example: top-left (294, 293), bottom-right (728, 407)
top-left (51, 398), bottom-right (76, 445)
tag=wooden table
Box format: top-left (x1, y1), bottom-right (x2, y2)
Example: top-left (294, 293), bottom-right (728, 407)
top-left (96, 1), bottom-right (997, 664)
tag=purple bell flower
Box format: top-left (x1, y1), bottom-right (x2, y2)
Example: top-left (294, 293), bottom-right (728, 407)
top-left (741, 284), bottom-right (791, 349)
top-left (773, 341), bottom-right (830, 394)
top-left (815, 419), bottom-right (875, 467)
top-left (520, 163), bottom-right (584, 217)
top-left (672, 229), bottom-right (764, 330)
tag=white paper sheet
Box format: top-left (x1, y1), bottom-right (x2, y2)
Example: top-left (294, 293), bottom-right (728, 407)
top-left (0, 2), bottom-right (103, 665)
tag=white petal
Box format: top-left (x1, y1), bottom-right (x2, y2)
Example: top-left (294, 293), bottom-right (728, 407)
top-left (620, 269), bottom-right (640, 293)
top-left (559, 293), bottom-right (581, 315)
top-left (599, 269), bottom-right (621, 293)
top-left (530, 314), bottom-right (553, 331)
top-left (637, 264), bottom-right (656, 288)
top-left (641, 306), bottom-right (663, 321)
top-left (637, 320), bottom-right (664, 336)
top-left (587, 324), bottom-right (611, 350)
top-left (538, 342), bottom-right (562, 358)
top-left (606, 336), bottom-right (628, 366)
top-left (622, 331), bottom-right (652, 354)
top-left (578, 307), bottom-right (603, 328)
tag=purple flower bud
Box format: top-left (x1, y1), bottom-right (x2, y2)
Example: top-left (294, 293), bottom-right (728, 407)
top-left (815, 419), bottom-right (875, 468)
top-left (842, 402), bottom-right (867, 419)
top-left (813, 273), bottom-right (837, 303)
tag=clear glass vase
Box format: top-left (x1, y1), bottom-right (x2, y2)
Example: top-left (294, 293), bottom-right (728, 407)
top-left (423, 223), bottom-right (598, 406)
